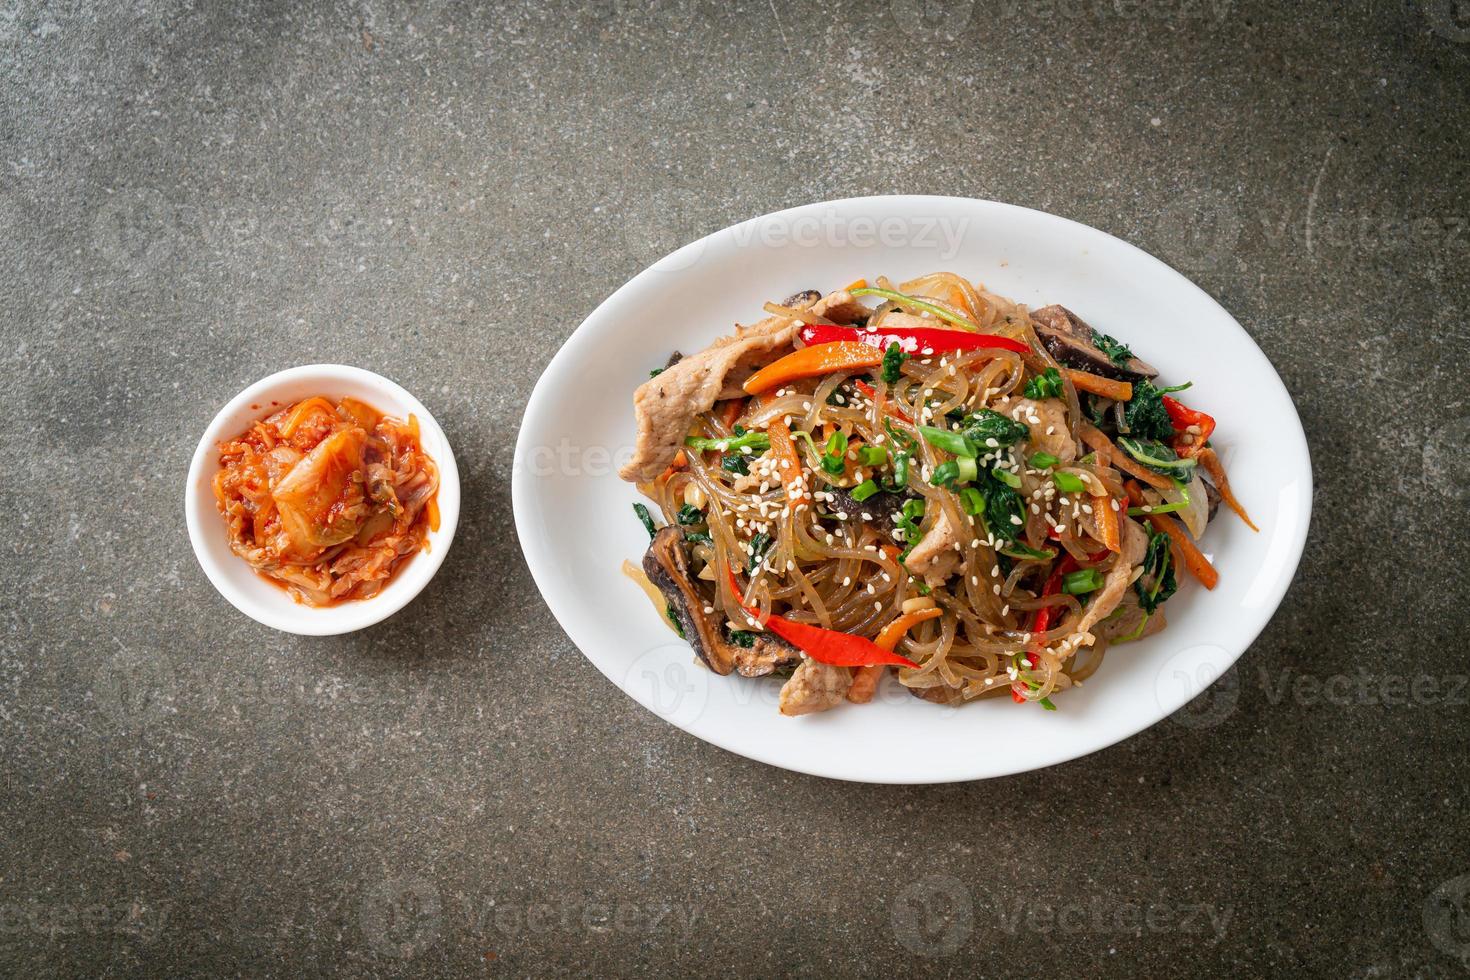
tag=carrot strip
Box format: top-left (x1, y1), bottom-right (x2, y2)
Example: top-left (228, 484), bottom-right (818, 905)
top-left (1066, 369), bottom-right (1133, 402)
top-left (720, 397), bottom-right (746, 430)
top-left (764, 414), bottom-right (808, 507)
top-left (1080, 422), bottom-right (1173, 492)
top-left (1198, 448), bottom-right (1259, 532)
top-left (743, 342), bottom-right (884, 395)
top-left (656, 449), bottom-right (688, 484)
top-left (1125, 481), bottom-right (1219, 589)
top-left (849, 607), bottom-right (943, 703)
top-left (844, 278), bottom-right (868, 291)
top-left (874, 607), bottom-right (944, 649)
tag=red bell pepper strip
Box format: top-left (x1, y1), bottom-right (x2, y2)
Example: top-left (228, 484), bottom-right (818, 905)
top-left (799, 322), bottom-right (1029, 357)
top-left (1162, 396), bottom-right (1216, 459)
top-left (724, 565), bottom-right (919, 669)
top-left (1012, 554), bottom-right (1079, 702)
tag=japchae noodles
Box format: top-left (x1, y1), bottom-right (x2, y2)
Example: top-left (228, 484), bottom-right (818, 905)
top-left (620, 274), bottom-right (1254, 716)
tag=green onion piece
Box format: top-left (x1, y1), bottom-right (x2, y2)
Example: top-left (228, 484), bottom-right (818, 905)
top-left (959, 487), bottom-right (985, 516)
top-left (993, 468), bottom-right (1021, 489)
top-left (1038, 697), bottom-right (1057, 711)
top-left (820, 454), bottom-right (845, 475)
top-left (954, 457), bottom-right (978, 483)
top-left (1062, 568), bottom-right (1106, 595)
top-left (857, 445), bottom-right (888, 466)
top-left (684, 431), bottom-right (770, 453)
top-left (1127, 502), bottom-right (1188, 516)
top-left (1029, 451), bottom-right (1059, 469)
top-left (1024, 367), bottom-right (1063, 399)
top-left (849, 286), bottom-right (983, 332)
top-left (850, 479), bottom-right (881, 502)
top-left (918, 425), bottom-right (977, 458)
top-left (882, 451), bottom-right (911, 493)
top-left (825, 431), bottom-right (848, 457)
top-left (1052, 471), bottom-right (1087, 493)
top-left (902, 498), bottom-right (925, 521)
top-left (1001, 542), bottom-right (1057, 561)
top-left (930, 460), bottom-right (959, 488)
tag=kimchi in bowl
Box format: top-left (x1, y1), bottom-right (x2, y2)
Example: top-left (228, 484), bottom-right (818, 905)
top-left (185, 364), bottom-right (461, 635)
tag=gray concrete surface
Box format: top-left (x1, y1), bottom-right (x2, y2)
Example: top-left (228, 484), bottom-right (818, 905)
top-left (3, 0), bottom-right (1468, 976)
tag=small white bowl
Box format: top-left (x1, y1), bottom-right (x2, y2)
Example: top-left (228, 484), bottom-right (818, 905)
top-left (185, 364), bottom-right (460, 635)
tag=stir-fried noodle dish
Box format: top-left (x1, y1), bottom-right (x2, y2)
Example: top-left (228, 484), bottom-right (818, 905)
top-left (213, 396), bottom-right (441, 606)
top-left (620, 274), bottom-right (1256, 716)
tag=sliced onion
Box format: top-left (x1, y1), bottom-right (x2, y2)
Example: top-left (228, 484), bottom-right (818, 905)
top-left (1166, 471), bottom-right (1209, 539)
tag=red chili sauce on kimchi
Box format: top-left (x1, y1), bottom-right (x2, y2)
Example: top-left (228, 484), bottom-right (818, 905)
top-left (212, 396), bottom-right (441, 606)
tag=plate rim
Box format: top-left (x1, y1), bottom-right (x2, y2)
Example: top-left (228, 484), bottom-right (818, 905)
top-left (512, 194), bottom-right (1313, 784)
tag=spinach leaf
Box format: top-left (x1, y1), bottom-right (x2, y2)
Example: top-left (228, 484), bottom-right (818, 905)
top-left (1090, 329), bottom-right (1134, 366)
top-left (1121, 379), bottom-right (1177, 440)
top-left (979, 470), bottom-right (1026, 543)
top-left (959, 408), bottom-right (1029, 449)
top-left (632, 503), bottom-right (658, 539)
top-left (1135, 528), bottom-right (1178, 613)
top-left (747, 532), bottom-right (773, 573)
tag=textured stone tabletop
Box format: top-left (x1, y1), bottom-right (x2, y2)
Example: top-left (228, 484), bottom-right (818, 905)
top-left (4, 1), bottom-right (1469, 976)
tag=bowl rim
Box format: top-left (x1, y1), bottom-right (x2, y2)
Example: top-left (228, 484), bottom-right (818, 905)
top-left (513, 194), bottom-right (1313, 783)
top-left (184, 363), bottom-right (461, 636)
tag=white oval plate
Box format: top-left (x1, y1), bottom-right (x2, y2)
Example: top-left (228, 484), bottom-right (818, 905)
top-left (513, 196), bottom-right (1311, 784)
